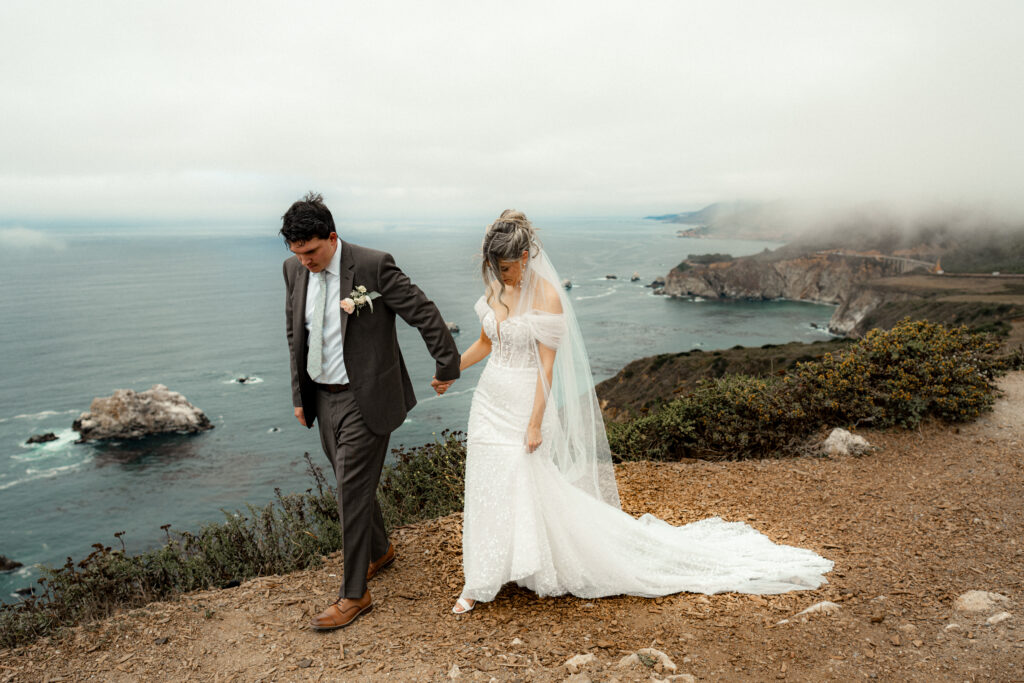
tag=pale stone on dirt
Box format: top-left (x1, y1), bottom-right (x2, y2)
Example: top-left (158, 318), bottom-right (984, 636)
top-left (617, 648), bottom-right (677, 674)
top-left (986, 611), bottom-right (1012, 626)
top-left (945, 623), bottom-right (962, 632)
top-left (663, 675), bottom-right (697, 683)
top-left (822, 428), bottom-right (873, 456)
top-left (448, 663), bottom-right (461, 679)
top-left (565, 653), bottom-right (597, 673)
top-left (794, 600), bottom-right (842, 618)
top-left (953, 590), bottom-right (1011, 613)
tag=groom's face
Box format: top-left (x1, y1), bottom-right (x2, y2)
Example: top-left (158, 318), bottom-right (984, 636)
top-left (289, 233), bottom-right (338, 273)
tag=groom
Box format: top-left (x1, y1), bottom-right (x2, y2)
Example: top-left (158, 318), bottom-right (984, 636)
top-left (281, 192), bottom-right (460, 629)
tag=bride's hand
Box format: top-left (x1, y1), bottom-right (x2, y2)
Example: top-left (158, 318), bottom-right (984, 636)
top-left (526, 425), bottom-right (542, 453)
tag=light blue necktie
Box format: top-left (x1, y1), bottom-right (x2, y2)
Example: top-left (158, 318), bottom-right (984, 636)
top-left (306, 271), bottom-right (327, 379)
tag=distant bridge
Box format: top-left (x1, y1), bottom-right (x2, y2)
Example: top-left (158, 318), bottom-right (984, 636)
top-left (816, 249), bottom-right (939, 274)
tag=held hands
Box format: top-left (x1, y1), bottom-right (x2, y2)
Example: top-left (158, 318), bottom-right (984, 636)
top-left (526, 424), bottom-right (542, 453)
top-left (431, 377), bottom-right (456, 396)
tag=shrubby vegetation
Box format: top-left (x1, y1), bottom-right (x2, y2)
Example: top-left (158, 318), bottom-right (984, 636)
top-left (3, 323), bottom-right (1018, 648)
top-left (1, 434), bottom-right (468, 649)
top-left (608, 319), bottom-right (1017, 461)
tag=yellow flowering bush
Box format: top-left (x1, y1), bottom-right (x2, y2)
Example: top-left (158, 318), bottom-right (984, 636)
top-left (609, 319), bottom-right (1008, 461)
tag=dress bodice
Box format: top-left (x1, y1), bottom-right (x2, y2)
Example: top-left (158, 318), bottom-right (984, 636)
top-left (475, 295), bottom-right (567, 369)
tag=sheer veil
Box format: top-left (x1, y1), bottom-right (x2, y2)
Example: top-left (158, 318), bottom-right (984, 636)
top-left (482, 246), bottom-right (622, 509)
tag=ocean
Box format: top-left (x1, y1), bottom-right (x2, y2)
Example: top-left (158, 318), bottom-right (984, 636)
top-left (0, 217), bottom-right (836, 599)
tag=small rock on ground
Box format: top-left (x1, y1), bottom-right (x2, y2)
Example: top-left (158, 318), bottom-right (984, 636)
top-left (953, 590), bottom-right (1011, 612)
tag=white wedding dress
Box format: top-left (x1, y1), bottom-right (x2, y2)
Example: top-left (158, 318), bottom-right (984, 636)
top-left (460, 277), bottom-right (833, 604)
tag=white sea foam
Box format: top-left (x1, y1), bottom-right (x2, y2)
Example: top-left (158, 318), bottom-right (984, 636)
top-left (574, 289), bottom-right (617, 301)
top-left (420, 387), bottom-right (476, 402)
top-left (10, 409), bottom-right (78, 421)
top-left (223, 375), bottom-right (264, 385)
top-left (15, 429), bottom-right (79, 458)
top-left (0, 461), bottom-right (84, 491)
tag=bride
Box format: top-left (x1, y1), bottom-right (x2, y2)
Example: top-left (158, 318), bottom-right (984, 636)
top-left (443, 210), bottom-right (833, 614)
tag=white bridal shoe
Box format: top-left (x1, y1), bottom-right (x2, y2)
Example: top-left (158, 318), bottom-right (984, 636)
top-left (451, 597), bottom-right (476, 614)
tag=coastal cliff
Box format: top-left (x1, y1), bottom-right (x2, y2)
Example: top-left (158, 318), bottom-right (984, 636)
top-left (663, 253), bottom-right (915, 335)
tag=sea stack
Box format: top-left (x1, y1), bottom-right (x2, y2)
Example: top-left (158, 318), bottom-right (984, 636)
top-left (72, 384), bottom-right (213, 443)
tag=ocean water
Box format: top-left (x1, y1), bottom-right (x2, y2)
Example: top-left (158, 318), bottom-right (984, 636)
top-left (0, 217), bottom-right (835, 599)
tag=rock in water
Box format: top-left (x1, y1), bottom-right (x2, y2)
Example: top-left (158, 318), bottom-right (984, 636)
top-left (562, 278), bottom-right (572, 290)
top-left (446, 321), bottom-right (460, 334)
top-left (26, 432), bottom-right (59, 444)
top-left (72, 384), bottom-right (213, 443)
top-left (0, 555), bottom-right (23, 572)
top-left (630, 271), bottom-right (640, 281)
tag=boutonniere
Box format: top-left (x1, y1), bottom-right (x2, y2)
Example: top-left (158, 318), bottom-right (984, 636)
top-left (341, 285), bottom-right (382, 315)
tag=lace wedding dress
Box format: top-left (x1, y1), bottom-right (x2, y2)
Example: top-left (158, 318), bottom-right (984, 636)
top-left (460, 252), bottom-right (833, 604)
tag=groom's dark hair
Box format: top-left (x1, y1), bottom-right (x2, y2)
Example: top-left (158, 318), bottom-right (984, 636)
top-left (280, 192), bottom-right (336, 244)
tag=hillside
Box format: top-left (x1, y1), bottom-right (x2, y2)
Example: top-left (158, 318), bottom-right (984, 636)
top-left (3, 374), bottom-right (1022, 682)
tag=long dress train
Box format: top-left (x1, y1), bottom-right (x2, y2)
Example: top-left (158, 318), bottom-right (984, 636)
top-left (460, 294), bottom-right (833, 604)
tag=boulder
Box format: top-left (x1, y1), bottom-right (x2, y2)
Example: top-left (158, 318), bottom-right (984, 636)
top-left (72, 384), bottom-right (213, 443)
top-left (605, 274), bottom-right (617, 280)
top-left (821, 428), bottom-right (873, 457)
top-left (446, 321), bottom-right (460, 334)
top-left (0, 555), bottom-right (23, 572)
top-left (26, 432), bottom-right (59, 444)
top-left (630, 272), bottom-right (640, 281)
top-left (647, 276), bottom-right (666, 288)
top-left (954, 590), bottom-right (1010, 613)
top-left (562, 278), bottom-right (572, 290)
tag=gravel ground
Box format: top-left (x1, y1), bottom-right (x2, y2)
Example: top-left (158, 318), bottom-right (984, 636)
top-left (2, 372), bottom-right (1022, 682)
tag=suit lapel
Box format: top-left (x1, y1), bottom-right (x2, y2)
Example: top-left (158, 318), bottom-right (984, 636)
top-left (338, 240), bottom-right (356, 342)
top-left (293, 262), bottom-right (309, 353)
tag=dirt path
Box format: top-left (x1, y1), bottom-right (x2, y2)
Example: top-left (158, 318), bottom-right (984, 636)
top-left (3, 374), bottom-right (1023, 682)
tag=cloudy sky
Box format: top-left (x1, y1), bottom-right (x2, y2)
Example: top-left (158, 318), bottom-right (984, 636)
top-left (1, 0), bottom-right (1022, 226)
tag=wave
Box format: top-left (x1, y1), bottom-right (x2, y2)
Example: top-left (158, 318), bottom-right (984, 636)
top-left (7, 409), bottom-right (78, 422)
top-left (0, 461), bottom-right (84, 491)
top-left (419, 387), bottom-right (476, 403)
top-left (574, 289), bottom-right (617, 301)
top-left (15, 429), bottom-right (80, 458)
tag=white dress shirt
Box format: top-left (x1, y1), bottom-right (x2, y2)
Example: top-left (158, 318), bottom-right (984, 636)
top-left (304, 242), bottom-right (350, 384)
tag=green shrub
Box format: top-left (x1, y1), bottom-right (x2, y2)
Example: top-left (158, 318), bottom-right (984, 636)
top-left (1, 433), bottom-right (470, 649)
top-left (378, 430), bottom-right (467, 529)
top-left (609, 319), bottom-right (1008, 461)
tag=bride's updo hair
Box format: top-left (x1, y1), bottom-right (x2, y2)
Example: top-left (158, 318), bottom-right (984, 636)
top-left (481, 210), bottom-right (539, 307)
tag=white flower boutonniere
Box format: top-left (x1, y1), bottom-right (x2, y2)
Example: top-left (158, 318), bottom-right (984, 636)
top-left (341, 285), bottom-right (382, 315)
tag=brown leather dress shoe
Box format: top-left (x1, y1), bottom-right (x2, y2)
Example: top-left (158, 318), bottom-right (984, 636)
top-left (366, 543), bottom-right (396, 580)
top-left (309, 590), bottom-right (372, 630)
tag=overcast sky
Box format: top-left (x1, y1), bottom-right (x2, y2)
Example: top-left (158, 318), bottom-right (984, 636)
top-left (1, 0), bottom-right (1022, 226)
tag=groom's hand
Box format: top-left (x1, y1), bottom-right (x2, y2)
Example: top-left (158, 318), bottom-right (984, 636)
top-left (294, 406), bottom-right (307, 426)
top-left (431, 377), bottom-right (455, 396)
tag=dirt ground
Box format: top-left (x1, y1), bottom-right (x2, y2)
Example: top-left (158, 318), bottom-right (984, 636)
top-left (2, 373), bottom-right (1022, 682)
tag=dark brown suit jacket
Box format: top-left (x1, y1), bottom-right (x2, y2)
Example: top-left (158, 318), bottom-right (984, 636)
top-left (284, 240), bottom-right (460, 435)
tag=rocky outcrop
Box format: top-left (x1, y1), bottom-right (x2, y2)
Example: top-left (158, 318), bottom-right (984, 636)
top-left (72, 384), bottom-right (213, 443)
top-left (0, 555), bottom-right (23, 572)
top-left (828, 284), bottom-right (917, 336)
top-left (26, 432), bottom-right (59, 444)
top-left (663, 253), bottom-right (918, 336)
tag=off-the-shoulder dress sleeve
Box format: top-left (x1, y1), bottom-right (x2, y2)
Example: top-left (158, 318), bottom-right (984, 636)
top-left (523, 310), bottom-right (567, 349)
top-left (473, 295), bottom-right (491, 323)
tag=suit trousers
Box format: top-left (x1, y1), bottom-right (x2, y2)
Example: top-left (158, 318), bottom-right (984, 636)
top-left (314, 387), bottom-right (391, 599)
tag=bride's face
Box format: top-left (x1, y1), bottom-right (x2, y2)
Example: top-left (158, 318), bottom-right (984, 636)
top-left (497, 251), bottom-right (529, 288)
